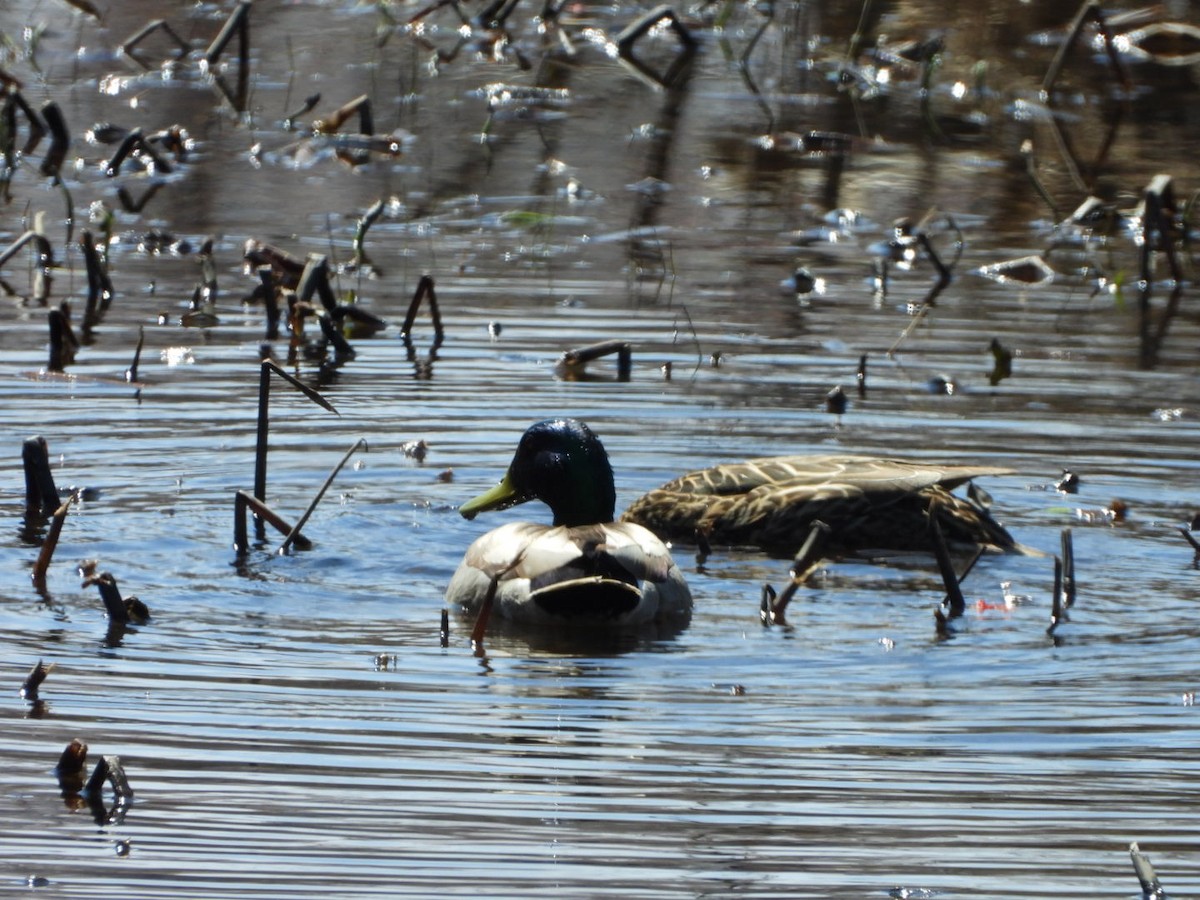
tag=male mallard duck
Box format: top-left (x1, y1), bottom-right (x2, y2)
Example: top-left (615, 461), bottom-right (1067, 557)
top-left (621, 454), bottom-right (1020, 558)
top-left (446, 419), bottom-right (692, 627)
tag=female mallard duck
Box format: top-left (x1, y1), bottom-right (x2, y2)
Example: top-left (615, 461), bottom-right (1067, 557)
top-left (621, 454), bottom-right (1021, 558)
top-left (446, 419), bottom-right (692, 627)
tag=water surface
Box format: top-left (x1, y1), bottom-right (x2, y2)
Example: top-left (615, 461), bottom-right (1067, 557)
top-left (2, 0), bottom-right (1200, 896)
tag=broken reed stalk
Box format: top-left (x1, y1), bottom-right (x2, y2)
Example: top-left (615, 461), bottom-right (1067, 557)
top-left (930, 515), bottom-right (964, 618)
top-left (205, 0), bottom-right (251, 65)
top-left (122, 19), bottom-right (190, 65)
top-left (1141, 175), bottom-right (1182, 286)
top-left (23, 435), bottom-right (61, 517)
top-left (126, 326), bottom-right (145, 383)
top-left (48, 307), bottom-right (79, 372)
top-left (0, 229), bottom-right (37, 269)
top-left (57, 739), bottom-right (88, 777)
top-left (278, 437), bottom-right (368, 554)
top-left (32, 493), bottom-right (76, 584)
top-left (314, 94), bottom-right (373, 136)
top-left (317, 311), bottom-right (355, 358)
top-left (84, 754), bottom-right (134, 803)
top-left (763, 521), bottom-right (831, 625)
top-left (95, 574), bottom-right (127, 620)
top-left (886, 231), bottom-right (955, 358)
top-left (297, 253), bottom-right (337, 314)
top-left (470, 554), bottom-right (525, 654)
top-left (353, 199), bottom-right (384, 269)
top-left (104, 127), bottom-right (173, 176)
top-left (205, 1), bottom-right (252, 112)
top-left (1041, 0), bottom-right (1131, 96)
top-left (1130, 842), bottom-right (1166, 900)
top-left (244, 239), bottom-right (305, 287)
top-left (39, 101), bottom-right (68, 180)
top-left (471, 574), bottom-right (501, 655)
top-left (21, 659), bottom-right (54, 701)
top-left (233, 489), bottom-right (312, 553)
top-left (1048, 555), bottom-right (1067, 635)
top-left (615, 5), bottom-right (697, 89)
top-left (253, 358), bottom-right (338, 504)
top-left (1060, 528), bottom-right (1075, 608)
top-left (258, 268), bottom-right (281, 340)
top-left (400, 275), bottom-right (445, 352)
top-left (556, 339), bottom-right (632, 381)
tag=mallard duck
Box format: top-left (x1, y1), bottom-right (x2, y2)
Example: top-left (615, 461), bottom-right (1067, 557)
top-left (621, 454), bottom-right (1021, 558)
top-left (446, 419), bottom-right (692, 627)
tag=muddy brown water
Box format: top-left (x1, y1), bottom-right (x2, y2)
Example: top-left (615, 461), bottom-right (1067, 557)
top-left (2, 0), bottom-right (1200, 896)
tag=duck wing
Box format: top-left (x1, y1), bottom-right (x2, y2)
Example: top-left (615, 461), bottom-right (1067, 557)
top-left (623, 455), bottom-right (1016, 556)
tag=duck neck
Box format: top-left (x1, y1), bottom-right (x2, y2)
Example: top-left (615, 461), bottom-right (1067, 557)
top-left (550, 464), bottom-right (616, 527)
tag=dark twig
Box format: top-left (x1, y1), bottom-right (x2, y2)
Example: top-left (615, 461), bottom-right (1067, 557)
top-left (83, 571), bottom-right (149, 625)
top-left (616, 5), bottom-right (697, 89)
top-left (1042, 0), bottom-right (1131, 96)
top-left (122, 19), bottom-right (190, 67)
top-left (471, 573), bottom-right (501, 656)
top-left (125, 326), bottom-right (145, 384)
top-left (471, 554), bottom-right (524, 655)
top-left (233, 490), bottom-right (312, 554)
top-left (556, 340), bottom-right (632, 381)
top-left (1060, 528), bottom-right (1075, 608)
top-left (1048, 555), bottom-right (1068, 635)
top-left (278, 438), bottom-right (368, 554)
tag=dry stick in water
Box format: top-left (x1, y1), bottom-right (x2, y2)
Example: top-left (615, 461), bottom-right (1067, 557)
top-left (23, 435), bottom-right (61, 517)
top-left (125, 326), bottom-right (145, 384)
top-left (353, 199), bottom-right (385, 270)
top-left (0, 229), bottom-right (36, 269)
top-left (21, 659), bottom-right (54, 701)
top-left (85, 755), bottom-right (134, 804)
top-left (556, 340), bottom-right (632, 381)
top-left (278, 438), bottom-right (369, 554)
top-left (1129, 842), bottom-right (1166, 900)
top-left (886, 229), bottom-right (954, 358)
top-left (1060, 528), bottom-right (1076, 608)
top-left (85, 572), bottom-right (149, 625)
top-left (205, 0), bottom-right (251, 67)
top-left (471, 555), bottom-right (525, 654)
top-left (400, 275), bottom-right (445, 357)
top-left (32, 493), bottom-right (76, 585)
top-left (122, 19), bottom-right (190, 65)
top-left (39, 101), bottom-right (68, 180)
top-left (1041, 0), bottom-right (1131, 96)
top-left (254, 359), bottom-right (339, 503)
top-left (234, 490), bottom-right (313, 553)
top-left (1048, 556), bottom-right (1067, 635)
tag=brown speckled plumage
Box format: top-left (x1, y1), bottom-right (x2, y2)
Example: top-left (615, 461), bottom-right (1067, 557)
top-left (621, 455), bottom-right (1018, 558)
